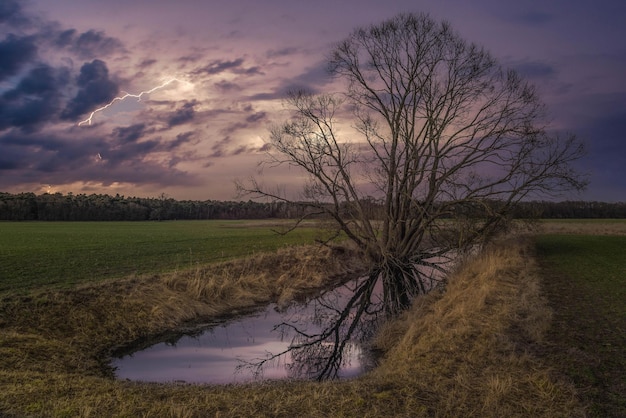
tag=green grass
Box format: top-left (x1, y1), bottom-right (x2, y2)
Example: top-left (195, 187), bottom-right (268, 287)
top-left (535, 234), bottom-right (626, 417)
top-left (0, 220), bottom-right (324, 293)
top-left (1, 221), bottom-right (620, 416)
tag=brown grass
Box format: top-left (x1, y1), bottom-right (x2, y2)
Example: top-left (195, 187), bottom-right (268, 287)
top-left (0, 239), bottom-right (583, 417)
top-left (369, 237), bottom-right (583, 417)
top-left (0, 244), bottom-right (367, 376)
top-left (538, 219), bottom-right (626, 235)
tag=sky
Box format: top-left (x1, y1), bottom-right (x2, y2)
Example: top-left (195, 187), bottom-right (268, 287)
top-left (1, 0), bottom-right (625, 202)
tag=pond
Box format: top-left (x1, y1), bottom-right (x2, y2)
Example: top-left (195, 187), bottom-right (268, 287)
top-left (111, 278), bottom-right (382, 384)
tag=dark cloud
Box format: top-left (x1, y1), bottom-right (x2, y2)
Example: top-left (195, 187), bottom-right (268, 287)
top-left (248, 91), bottom-right (281, 101)
top-left (209, 136), bottom-right (232, 158)
top-left (207, 128), bottom-right (258, 158)
top-left (77, 59), bottom-right (110, 86)
top-left (0, 135), bottom-right (29, 170)
top-left (62, 59), bottom-right (120, 121)
top-left (232, 145), bottom-right (250, 155)
top-left (0, 124), bottom-right (199, 190)
top-left (165, 131), bottom-right (196, 151)
top-left (193, 58), bottom-right (262, 76)
top-left (167, 101), bottom-right (197, 127)
top-left (266, 47), bottom-right (300, 58)
top-left (75, 29), bottom-right (123, 58)
top-left (0, 32), bottom-right (124, 131)
top-left (245, 111), bottom-right (266, 124)
top-left (177, 54), bottom-right (202, 63)
top-left (238, 66), bottom-right (263, 76)
top-left (140, 59), bottom-right (157, 68)
top-left (52, 28), bottom-right (123, 58)
top-left (0, 0), bottom-right (23, 25)
top-left (12, 65), bottom-right (67, 96)
top-left (0, 34), bottom-right (38, 81)
top-left (105, 139), bottom-right (160, 166)
top-left (104, 124), bottom-right (196, 167)
top-left (0, 4), bottom-right (126, 131)
top-left (54, 29), bottom-right (75, 47)
top-left (195, 58), bottom-right (244, 75)
top-left (214, 80), bottom-right (241, 92)
top-left (0, 129), bottom-right (101, 176)
top-left (248, 61), bottom-right (331, 100)
top-left (113, 123), bottom-right (147, 144)
top-left (0, 64), bottom-right (70, 131)
top-left (0, 156), bottom-right (19, 170)
top-left (0, 2), bottom-right (192, 188)
top-left (220, 121), bottom-right (247, 135)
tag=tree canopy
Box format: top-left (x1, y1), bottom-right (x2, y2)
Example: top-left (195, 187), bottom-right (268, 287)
top-left (240, 12), bottom-right (586, 314)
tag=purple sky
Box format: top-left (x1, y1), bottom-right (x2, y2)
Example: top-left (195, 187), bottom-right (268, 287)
top-left (1, 0), bottom-right (625, 201)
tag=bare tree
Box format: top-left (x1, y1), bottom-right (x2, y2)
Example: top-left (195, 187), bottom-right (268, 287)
top-left (239, 13), bottom-right (585, 314)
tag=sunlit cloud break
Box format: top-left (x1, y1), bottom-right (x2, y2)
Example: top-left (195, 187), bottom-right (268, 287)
top-left (77, 78), bottom-right (182, 126)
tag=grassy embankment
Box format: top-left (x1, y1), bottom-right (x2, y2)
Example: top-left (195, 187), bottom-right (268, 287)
top-left (0, 219), bottom-right (622, 416)
top-left (535, 220), bottom-right (626, 417)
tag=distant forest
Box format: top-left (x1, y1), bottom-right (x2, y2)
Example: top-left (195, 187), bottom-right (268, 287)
top-left (0, 191), bottom-right (625, 221)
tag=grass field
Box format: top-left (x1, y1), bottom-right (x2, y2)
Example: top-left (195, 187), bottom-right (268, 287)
top-left (0, 219), bottom-right (623, 417)
top-left (0, 220), bottom-right (325, 293)
top-left (539, 218), bottom-right (626, 235)
top-left (535, 233), bottom-right (626, 417)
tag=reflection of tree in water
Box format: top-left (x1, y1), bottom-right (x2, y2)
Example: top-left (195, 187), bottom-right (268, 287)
top-left (240, 266), bottom-right (446, 381)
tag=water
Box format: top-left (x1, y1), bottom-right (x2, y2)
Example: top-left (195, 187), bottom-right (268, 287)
top-left (112, 279), bottom-right (379, 384)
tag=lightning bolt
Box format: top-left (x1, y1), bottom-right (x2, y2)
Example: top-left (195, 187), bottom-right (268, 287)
top-left (78, 78), bottom-right (180, 126)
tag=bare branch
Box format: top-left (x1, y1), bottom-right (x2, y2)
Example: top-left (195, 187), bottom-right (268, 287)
top-left (238, 12), bottom-right (586, 316)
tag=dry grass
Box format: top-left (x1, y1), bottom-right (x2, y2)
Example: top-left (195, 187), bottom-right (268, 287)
top-left (539, 219), bottom-right (626, 235)
top-left (369, 237), bottom-right (583, 417)
top-left (0, 239), bottom-right (583, 417)
top-left (0, 244), bottom-right (367, 375)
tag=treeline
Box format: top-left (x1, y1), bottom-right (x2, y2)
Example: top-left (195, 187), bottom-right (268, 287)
top-left (0, 192), bottom-right (625, 221)
top-left (0, 192), bottom-right (308, 221)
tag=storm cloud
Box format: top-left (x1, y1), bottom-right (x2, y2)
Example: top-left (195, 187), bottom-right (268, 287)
top-left (167, 101), bottom-right (197, 127)
top-left (0, 0), bottom-right (624, 201)
top-left (61, 59), bottom-right (120, 121)
top-left (1, 4), bottom-right (124, 130)
top-left (0, 64), bottom-right (70, 131)
top-left (54, 28), bottom-right (124, 58)
top-left (193, 58), bottom-right (263, 76)
top-left (0, 3), bottom-right (203, 194)
top-left (0, 0), bottom-right (26, 26)
top-left (0, 35), bottom-right (38, 81)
